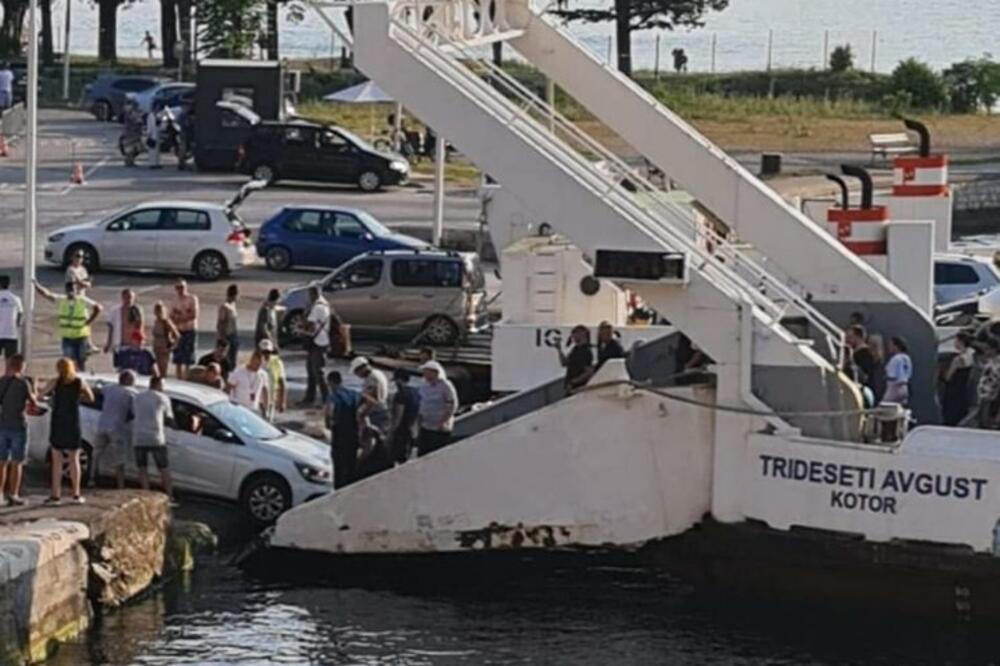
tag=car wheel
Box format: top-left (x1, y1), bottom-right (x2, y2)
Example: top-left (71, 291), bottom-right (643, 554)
top-left (193, 251), bottom-right (228, 281)
top-left (48, 442), bottom-right (93, 486)
top-left (358, 170), bottom-right (382, 192)
top-left (265, 246), bottom-right (292, 271)
top-left (421, 315), bottom-right (460, 345)
top-left (240, 472), bottom-right (292, 525)
top-left (64, 243), bottom-right (99, 272)
top-left (93, 100), bottom-right (113, 122)
top-left (252, 164), bottom-right (276, 184)
top-left (280, 309), bottom-right (308, 347)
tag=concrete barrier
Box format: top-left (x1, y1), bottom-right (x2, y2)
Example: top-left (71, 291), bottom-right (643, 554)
top-left (0, 102), bottom-right (27, 139)
top-left (0, 521), bottom-right (91, 664)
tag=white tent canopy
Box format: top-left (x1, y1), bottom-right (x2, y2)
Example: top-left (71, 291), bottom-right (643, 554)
top-left (322, 81), bottom-right (394, 103)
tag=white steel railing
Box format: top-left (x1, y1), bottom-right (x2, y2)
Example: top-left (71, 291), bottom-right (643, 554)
top-left (391, 0), bottom-right (516, 46)
top-left (386, 8), bottom-right (845, 365)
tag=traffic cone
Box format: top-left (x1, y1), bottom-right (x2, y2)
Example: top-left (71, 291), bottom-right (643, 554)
top-left (0, 135), bottom-right (8, 158)
top-left (70, 161), bottom-right (85, 185)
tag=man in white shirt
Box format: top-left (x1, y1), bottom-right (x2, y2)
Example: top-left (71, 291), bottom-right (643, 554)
top-left (104, 289), bottom-right (143, 368)
top-left (300, 286), bottom-right (331, 406)
top-left (0, 275), bottom-right (23, 358)
top-left (228, 351), bottom-right (270, 414)
top-left (883, 335), bottom-right (913, 406)
top-left (64, 250), bottom-right (92, 292)
top-left (132, 376), bottom-right (174, 498)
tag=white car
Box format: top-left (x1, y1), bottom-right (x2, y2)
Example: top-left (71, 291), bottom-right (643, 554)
top-left (44, 183), bottom-right (263, 281)
top-left (934, 253), bottom-right (1000, 305)
top-left (28, 376), bottom-right (332, 524)
top-left (134, 82), bottom-right (195, 115)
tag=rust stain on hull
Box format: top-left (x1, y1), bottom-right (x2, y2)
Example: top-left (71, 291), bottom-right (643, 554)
top-left (456, 522), bottom-right (577, 550)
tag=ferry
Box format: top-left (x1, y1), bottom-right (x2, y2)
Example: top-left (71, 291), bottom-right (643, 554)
top-left (265, 0), bottom-right (1000, 618)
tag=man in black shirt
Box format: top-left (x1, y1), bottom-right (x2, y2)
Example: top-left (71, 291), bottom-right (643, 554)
top-left (0, 354), bottom-right (38, 506)
top-left (845, 325), bottom-right (877, 398)
top-left (558, 325), bottom-right (593, 393)
top-left (595, 321), bottom-right (626, 370)
top-left (197, 339), bottom-right (233, 380)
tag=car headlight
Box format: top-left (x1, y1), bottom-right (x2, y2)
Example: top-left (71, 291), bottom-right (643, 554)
top-left (389, 160), bottom-right (409, 172)
top-left (296, 462), bottom-right (332, 484)
top-left (48, 232), bottom-right (65, 243)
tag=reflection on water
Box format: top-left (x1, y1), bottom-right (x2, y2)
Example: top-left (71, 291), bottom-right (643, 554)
top-left (46, 554), bottom-right (1000, 665)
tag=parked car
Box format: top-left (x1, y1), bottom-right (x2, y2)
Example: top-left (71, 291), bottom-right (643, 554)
top-left (44, 182), bottom-right (263, 281)
top-left (82, 75), bottom-right (162, 121)
top-left (280, 249), bottom-right (489, 345)
top-left (934, 254), bottom-right (1000, 305)
top-left (134, 82), bottom-right (195, 115)
top-left (237, 118), bottom-right (410, 191)
top-left (28, 376), bottom-right (332, 524)
top-left (256, 205), bottom-right (429, 271)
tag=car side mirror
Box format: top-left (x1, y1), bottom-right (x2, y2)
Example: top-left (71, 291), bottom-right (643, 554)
top-left (213, 428), bottom-right (239, 444)
top-left (364, 233), bottom-right (374, 242)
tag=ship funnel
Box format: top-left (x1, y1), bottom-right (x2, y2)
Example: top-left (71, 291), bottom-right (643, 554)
top-left (840, 165), bottom-right (873, 210)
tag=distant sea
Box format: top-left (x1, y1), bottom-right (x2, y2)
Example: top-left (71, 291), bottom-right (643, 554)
top-left (50, 0), bottom-right (1000, 73)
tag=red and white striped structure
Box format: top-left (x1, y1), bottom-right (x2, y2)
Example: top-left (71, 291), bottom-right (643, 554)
top-left (826, 205), bottom-right (889, 256)
top-left (892, 154), bottom-right (949, 197)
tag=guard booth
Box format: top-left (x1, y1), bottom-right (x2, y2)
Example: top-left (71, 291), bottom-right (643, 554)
top-left (193, 59), bottom-right (292, 171)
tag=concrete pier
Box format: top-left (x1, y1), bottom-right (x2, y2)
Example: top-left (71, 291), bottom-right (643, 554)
top-left (0, 491), bottom-right (170, 664)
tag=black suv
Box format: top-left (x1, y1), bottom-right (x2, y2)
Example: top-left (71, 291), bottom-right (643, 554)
top-left (237, 120), bottom-right (410, 191)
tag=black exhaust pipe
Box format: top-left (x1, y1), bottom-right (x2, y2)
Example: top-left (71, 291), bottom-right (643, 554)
top-left (840, 165), bottom-right (873, 210)
top-left (903, 118), bottom-right (931, 157)
top-left (826, 174), bottom-right (850, 210)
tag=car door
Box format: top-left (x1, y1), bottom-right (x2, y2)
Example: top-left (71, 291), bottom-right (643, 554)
top-left (160, 208), bottom-right (212, 271)
top-left (388, 258), bottom-right (462, 331)
top-left (325, 258), bottom-right (385, 330)
top-left (282, 209), bottom-right (327, 267)
top-left (166, 399), bottom-right (237, 497)
top-left (100, 208), bottom-right (163, 268)
top-left (281, 126), bottom-right (319, 179)
top-left (325, 211), bottom-right (371, 267)
top-left (318, 130), bottom-right (360, 184)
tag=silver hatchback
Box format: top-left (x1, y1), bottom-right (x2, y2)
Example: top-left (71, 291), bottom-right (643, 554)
top-left (280, 250), bottom-right (488, 345)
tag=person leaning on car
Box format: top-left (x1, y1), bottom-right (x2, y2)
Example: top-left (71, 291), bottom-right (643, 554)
top-left (299, 287), bottom-right (331, 407)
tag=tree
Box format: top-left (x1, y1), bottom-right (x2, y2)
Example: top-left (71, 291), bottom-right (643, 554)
top-left (829, 44), bottom-right (852, 73)
top-left (889, 58), bottom-right (947, 110)
top-left (196, 0), bottom-right (264, 58)
top-left (161, 0), bottom-right (178, 68)
top-left (944, 57), bottom-right (1000, 114)
top-left (551, 0), bottom-right (728, 78)
top-left (0, 0), bottom-right (27, 57)
top-left (96, 0), bottom-right (140, 62)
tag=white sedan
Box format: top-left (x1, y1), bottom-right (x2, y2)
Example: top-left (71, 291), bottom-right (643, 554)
top-left (44, 184), bottom-right (264, 281)
top-left (28, 376), bottom-right (333, 524)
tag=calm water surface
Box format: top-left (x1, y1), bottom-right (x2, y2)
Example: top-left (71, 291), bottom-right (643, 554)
top-left (59, 0), bottom-right (1000, 72)
top-left (47, 553), bottom-right (1000, 665)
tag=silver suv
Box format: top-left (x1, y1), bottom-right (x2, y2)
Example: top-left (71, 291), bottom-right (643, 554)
top-left (280, 250), bottom-right (488, 345)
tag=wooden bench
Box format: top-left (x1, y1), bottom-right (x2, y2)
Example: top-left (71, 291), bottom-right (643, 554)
top-left (869, 132), bottom-right (917, 163)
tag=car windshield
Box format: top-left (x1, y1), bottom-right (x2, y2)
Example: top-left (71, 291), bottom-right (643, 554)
top-left (355, 210), bottom-right (391, 236)
top-left (207, 400), bottom-right (284, 441)
top-left (331, 126), bottom-right (375, 152)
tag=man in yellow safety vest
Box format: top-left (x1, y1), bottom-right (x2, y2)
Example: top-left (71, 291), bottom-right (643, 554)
top-left (34, 280), bottom-right (103, 371)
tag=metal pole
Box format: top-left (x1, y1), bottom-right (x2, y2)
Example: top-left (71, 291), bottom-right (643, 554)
top-left (606, 35), bottom-right (612, 66)
top-left (61, 0), bottom-right (71, 100)
top-left (653, 34), bottom-right (660, 80)
top-left (711, 33), bottom-right (717, 73)
top-left (432, 136), bottom-right (445, 246)
top-left (823, 29), bottom-right (829, 69)
top-left (545, 77), bottom-right (555, 132)
top-left (766, 29), bottom-right (773, 71)
top-left (23, 0), bottom-right (39, 364)
top-left (393, 101), bottom-right (403, 150)
top-left (870, 30), bottom-right (877, 72)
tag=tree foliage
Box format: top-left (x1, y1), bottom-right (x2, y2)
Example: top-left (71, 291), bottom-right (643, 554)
top-left (944, 57), bottom-right (1000, 113)
top-left (551, 0), bottom-right (728, 77)
top-left (889, 58), bottom-right (947, 110)
top-left (0, 0), bottom-right (27, 58)
top-left (829, 44), bottom-right (853, 73)
top-left (196, 0), bottom-right (264, 58)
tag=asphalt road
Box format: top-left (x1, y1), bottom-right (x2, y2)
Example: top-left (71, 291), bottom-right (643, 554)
top-left (0, 108), bottom-right (485, 375)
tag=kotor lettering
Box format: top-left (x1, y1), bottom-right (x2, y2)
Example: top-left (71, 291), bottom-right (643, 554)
top-left (758, 454), bottom-right (988, 515)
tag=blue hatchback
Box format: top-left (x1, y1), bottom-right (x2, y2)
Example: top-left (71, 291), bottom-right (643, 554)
top-left (256, 206), bottom-right (429, 271)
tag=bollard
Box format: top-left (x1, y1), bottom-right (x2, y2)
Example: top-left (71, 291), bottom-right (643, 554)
top-left (0, 134), bottom-right (7, 157)
top-left (70, 141), bottom-right (84, 184)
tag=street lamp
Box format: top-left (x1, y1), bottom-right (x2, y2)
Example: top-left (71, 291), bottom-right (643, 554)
top-left (23, 0), bottom-right (39, 363)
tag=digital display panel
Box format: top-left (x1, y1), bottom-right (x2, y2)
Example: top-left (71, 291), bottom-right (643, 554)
top-left (593, 250), bottom-right (686, 282)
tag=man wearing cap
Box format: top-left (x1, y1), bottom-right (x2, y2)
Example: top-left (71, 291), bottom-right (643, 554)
top-left (416, 361), bottom-right (457, 456)
top-left (350, 357), bottom-right (389, 438)
top-left (259, 339), bottom-right (286, 421)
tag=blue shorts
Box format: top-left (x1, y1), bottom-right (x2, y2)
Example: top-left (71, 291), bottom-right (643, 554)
top-left (172, 330), bottom-right (196, 365)
top-left (0, 428), bottom-right (28, 463)
top-left (61, 338), bottom-right (89, 370)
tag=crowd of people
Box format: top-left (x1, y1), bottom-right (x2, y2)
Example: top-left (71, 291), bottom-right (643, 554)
top-left (558, 321), bottom-right (627, 393)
